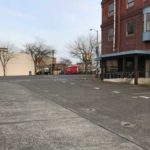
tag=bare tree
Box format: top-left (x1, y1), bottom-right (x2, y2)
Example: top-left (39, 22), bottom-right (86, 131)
top-left (59, 58), bottom-right (72, 66)
top-left (0, 43), bottom-right (14, 76)
top-left (68, 35), bottom-right (96, 73)
top-left (25, 40), bottom-right (55, 75)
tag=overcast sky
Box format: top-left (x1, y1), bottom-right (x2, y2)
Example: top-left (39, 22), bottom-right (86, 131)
top-left (0, 0), bottom-right (101, 63)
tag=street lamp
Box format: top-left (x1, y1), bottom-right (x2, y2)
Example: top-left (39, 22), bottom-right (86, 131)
top-left (51, 50), bottom-right (55, 75)
top-left (90, 28), bottom-right (99, 56)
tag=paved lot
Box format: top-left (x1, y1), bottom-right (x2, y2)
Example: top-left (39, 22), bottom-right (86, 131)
top-left (0, 75), bottom-right (150, 150)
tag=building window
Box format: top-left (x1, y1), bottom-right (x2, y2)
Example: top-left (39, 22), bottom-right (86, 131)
top-left (126, 21), bottom-right (134, 36)
top-left (146, 12), bottom-right (150, 31)
top-left (143, 7), bottom-right (150, 41)
top-left (108, 27), bottom-right (114, 41)
top-left (127, 0), bottom-right (134, 8)
top-left (108, 3), bottom-right (114, 16)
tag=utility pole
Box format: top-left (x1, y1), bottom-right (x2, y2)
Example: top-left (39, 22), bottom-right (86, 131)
top-left (51, 50), bottom-right (55, 75)
top-left (90, 29), bottom-right (99, 57)
top-left (90, 28), bottom-right (99, 77)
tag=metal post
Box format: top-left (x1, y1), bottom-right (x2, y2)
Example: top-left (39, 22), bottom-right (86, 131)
top-left (96, 30), bottom-right (99, 56)
top-left (101, 59), bottom-right (104, 80)
top-left (90, 28), bottom-right (99, 56)
top-left (134, 55), bottom-right (138, 85)
top-left (123, 57), bottom-right (126, 77)
top-left (51, 50), bottom-right (54, 75)
top-left (90, 28), bottom-right (100, 77)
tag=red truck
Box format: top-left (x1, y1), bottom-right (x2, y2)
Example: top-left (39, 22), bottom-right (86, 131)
top-left (64, 65), bottom-right (79, 74)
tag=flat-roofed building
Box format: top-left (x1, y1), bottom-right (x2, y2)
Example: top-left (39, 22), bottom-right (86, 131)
top-left (0, 53), bottom-right (34, 76)
top-left (97, 0), bottom-right (150, 84)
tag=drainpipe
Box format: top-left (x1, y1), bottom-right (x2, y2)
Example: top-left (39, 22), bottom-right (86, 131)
top-left (113, 0), bottom-right (116, 52)
top-left (117, 0), bottom-right (120, 52)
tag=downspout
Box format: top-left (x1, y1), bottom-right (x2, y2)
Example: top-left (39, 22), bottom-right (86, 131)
top-left (113, 0), bottom-right (116, 52)
top-left (117, 0), bottom-right (120, 52)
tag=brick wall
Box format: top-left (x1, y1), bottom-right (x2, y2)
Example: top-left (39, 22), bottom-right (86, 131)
top-left (101, 0), bottom-right (150, 55)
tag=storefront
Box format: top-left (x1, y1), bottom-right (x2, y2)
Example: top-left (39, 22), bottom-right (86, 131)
top-left (96, 50), bottom-right (150, 84)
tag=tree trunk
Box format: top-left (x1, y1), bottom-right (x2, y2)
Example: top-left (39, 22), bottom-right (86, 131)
top-left (3, 66), bottom-right (6, 77)
top-left (85, 62), bottom-right (88, 74)
top-left (34, 63), bottom-right (37, 75)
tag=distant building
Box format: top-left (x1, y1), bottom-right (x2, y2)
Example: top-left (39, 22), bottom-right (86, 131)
top-left (0, 53), bottom-right (34, 76)
top-left (53, 63), bottom-right (66, 75)
top-left (37, 56), bottom-right (56, 74)
top-left (97, 0), bottom-right (150, 84)
top-left (0, 53), bottom-right (57, 76)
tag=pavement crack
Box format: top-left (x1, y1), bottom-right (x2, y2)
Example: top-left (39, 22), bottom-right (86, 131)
top-left (0, 119), bottom-right (48, 125)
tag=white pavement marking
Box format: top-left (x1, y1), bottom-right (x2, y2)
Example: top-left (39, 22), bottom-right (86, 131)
top-left (139, 96), bottom-right (150, 99)
top-left (70, 82), bottom-right (75, 85)
top-left (94, 87), bottom-right (100, 90)
top-left (112, 91), bottom-right (120, 94)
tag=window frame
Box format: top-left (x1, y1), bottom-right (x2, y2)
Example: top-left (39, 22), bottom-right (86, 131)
top-left (108, 3), bottom-right (114, 17)
top-left (108, 27), bottom-right (114, 41)
top-left (143, 7), bottom-right (150, 41)
top-left (127, 0), bottom-right (134, 9)
top-left (143, 7), bottom-right (150, 33)
top-left (126, 20), bottom-right (135, 37)
top-left (146, 12), bottom-right (150, 32)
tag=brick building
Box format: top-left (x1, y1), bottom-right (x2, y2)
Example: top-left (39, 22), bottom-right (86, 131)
top-left (97, 0), bottom-right (150, 84)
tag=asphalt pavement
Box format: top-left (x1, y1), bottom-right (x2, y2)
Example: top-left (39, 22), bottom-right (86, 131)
top-left (0, 75), bottom-right (150, 150)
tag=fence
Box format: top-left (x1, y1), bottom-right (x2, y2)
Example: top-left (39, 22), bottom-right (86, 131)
top-left (103, 71), bottom-right (150, 79)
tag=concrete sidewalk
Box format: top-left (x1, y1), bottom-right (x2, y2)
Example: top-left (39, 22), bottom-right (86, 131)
top-left (0, 82), bottom-right (143, 150)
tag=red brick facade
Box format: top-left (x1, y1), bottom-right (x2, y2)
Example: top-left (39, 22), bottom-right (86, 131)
top-left (101, 0), bottom-right (150, 55)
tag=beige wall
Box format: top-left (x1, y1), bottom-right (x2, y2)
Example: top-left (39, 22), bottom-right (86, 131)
top-left (0, 53), bottom-right (35, 76)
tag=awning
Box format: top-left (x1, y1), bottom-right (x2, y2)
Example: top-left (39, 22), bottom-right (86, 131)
top-left (95, 50), bottom-right (150, 61)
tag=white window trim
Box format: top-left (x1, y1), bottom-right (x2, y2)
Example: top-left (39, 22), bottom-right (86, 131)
top-left (143, 7), bottom-right (150, 32)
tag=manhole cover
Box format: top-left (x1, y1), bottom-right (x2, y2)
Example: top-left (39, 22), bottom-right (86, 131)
top-left (121, 121), bottom-right (135, 128)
